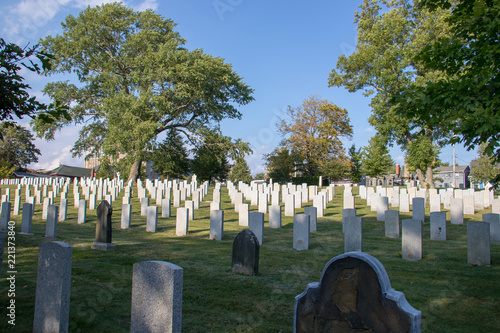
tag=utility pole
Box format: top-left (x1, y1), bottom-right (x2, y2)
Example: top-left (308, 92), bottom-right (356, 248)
top-left (452, 143), bottom-right (456, 188)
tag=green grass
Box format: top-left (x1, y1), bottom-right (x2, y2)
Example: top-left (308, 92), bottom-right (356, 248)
top-left (0, 184), bottom-right (499, 332)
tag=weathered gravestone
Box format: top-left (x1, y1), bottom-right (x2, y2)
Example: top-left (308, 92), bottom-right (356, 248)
top-left (131, 261), bottom-right (183, 333)
top-left (467, 222), bottom-right (490, 266)
top-left (269, 205), bottom-right (282, 229)
top-left (78, 200), bottom-right (87, 224)
top-left (376, 196), bottom-right (389, 221)
top-left (344, 216), bottom-right (363, 252)
top-left (147, 206), bottom-right (158, 232)
top-left (59, 198), bottom-right (67, 221)
top-left (176, 207), bottom-right (189, 236)
top-left (121, 204), bottom-right (132, 229)
top-left (210, 210), bottom-right (224, 241)
top-left (399, 192), bottom-right (410, 213)
top-left (0, 201), bottom-right (11, 230)
top-left (293, 214), bottom-right (310, 251)
top-left (385, 210), bottom-right (400, 239)
top-left (412, 198), bottom-right (425, 222)
top-left (430, 212), bottom-right (446, 241)
top-left (304, 206), bottom-right (317, 233)
top-left (342, 208), bottom-right (356, 233)
top-left (231, 229), bottom-right (259, 276)
top-left (19, 203), bottom-right (34, 236)
top-left (162, 198), bottom-right (171, 218)
top-left (33, 241), bottom-right (72, 333)
top-left (450, 198), bottom-right (464, 224)
top-left (239, 203), bottom-right (249, 226)
top-left (91, 200), bottom-right (115, 251)
top-left (294, 251), bottom-right (421, 333)
top-left (402, 219), bottom-right (422, 261)
top-left (45, 205), bottom-right (59, 239)
top-left (482, 213), bottom-right (500, 244)
top-left (140, 197), bottom-right (149, 216)
top-left (249, 212), bottom-right (264, 245)
top-left (285, 194), bottom-right (295, 217)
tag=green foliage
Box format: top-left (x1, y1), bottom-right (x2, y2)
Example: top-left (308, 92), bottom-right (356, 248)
top-left (348, 144), bottom-right (363, 183)
top-left (394, 0), bottom-right (500, 165)
top-left (151, 129), bottom-right (190, 179)
top-left (405, 135), bottom-right (440, 172)
top-left (0, 38), bottom-right (69, 128)
top-left (321, 158), bottom-right (351, 182)
top-left (278, 95), bottom-right (352, 176)
top-left (329, 0), bottom-right (451, 173)
top-left (361, 134), bottom-right (394, 178)
top-left (33, 3), bottom-right (253, 180)
top-left (469, 143), bottom-right (500, 185)
top-left (0, 159), bottom-right (16, 178)
top-left (264, 147), bottom-right (296, 184)
top-left (191, 128), bottom-right (251, 183)
top-left (229, 158), bottom-right (252, 183)
top-left (0, 122), bottom-right (40, 168)
top-left (253, 172), bottom-right (266, 180)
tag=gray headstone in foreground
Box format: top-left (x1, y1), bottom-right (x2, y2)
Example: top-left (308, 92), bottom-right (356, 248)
top-left (293, 214), bottom-right (310, 251)
top-left (304, 206), bottom-right (318, 233)
top-left (384, 210), bottom-right (400, 239)
top-left (294, 251), bottom-right (421, 333)
top-left (249, 212), bottom-right (264, 245)
top-left (33, 241), bottom-right (72, 333)
top-left (0, 201), bottom-right (11, 230)
top-left (91, 200), bottom-right (115, 251)
top-left (430, 211), bottom-right (446, 241)
top-left (344, 216), bottom-right (362, 252)
top-left (20, 203), bottom-right (34, 235)
top-left (231, 229), bottom-right (259, 276)
top-left (269, 205), bottom-right (282, 229)
top-left (412, 197), bottom-right (425, 222)
top-left (176, 207), bottom-right (189, 236)
top-left (45, 205), bottom-right (59, 239)
top-left (467, 222), bottom-right (490, 266)
top-left (482, 213), bottom-right (500, 244)
top-left (131, 261), bottom-right (183, 333)
top-left (146, 206), bottom-right (158, 232)
top-left (209, 210), bottom-right (224, 241)
top-left (450, 198), bottom-right (464, 224)
top-left (402, 219), bottom-right (422, 261)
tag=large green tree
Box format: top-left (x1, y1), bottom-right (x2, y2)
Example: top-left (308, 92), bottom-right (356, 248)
top-left (278, 95), bottom-right (352, 177)
top-left (228, 158), bottom-right (252, 184)
top-left (394, 0), bottom-right (500, 165)
top-left (361, 134), bottom-right (394, 178)
top-left (469, 143), bottom-right (500, 186)
top-left (263, 147), bottom-right (297, 184)
top-left (405, 135), bottom-right (441, 188)
top-left (150, 129), bottom-right (190, 179)
top-left (191, 128), bottom-right (251, 183)
top-left (329, 0), bottom-right (452, 185)
top-left (33, 3), bottom-right (253, 181)
top-left (0, 122), bottom-right (40, 169)
top-left (348, 144), bottom-right (363, 184)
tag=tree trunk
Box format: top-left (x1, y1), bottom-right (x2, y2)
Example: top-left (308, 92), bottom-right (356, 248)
top-left (128, 159), bottom-right (142, 181)
top-left (416, 168), bottom-right (425, 189)
top-left (426, 166), bottom-right (435, 189)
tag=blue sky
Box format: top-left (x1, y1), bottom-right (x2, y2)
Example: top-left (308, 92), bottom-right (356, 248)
top-left (0, 0), bottom-right (478, 174)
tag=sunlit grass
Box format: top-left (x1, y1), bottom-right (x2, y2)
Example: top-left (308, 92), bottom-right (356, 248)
top-left (0, 184), bottom-right (499, 332)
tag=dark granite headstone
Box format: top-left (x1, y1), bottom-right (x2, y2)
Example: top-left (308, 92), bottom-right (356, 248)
top-left (294, 251), bottom-right (421, 333)
top-left (231, 229), bottom-right (259, 276)
top-left (92, 200), bottom-right (115, 251)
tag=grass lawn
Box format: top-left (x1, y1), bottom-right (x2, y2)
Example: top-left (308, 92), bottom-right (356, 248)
top-left (0, 183), bottom-right (499, 332)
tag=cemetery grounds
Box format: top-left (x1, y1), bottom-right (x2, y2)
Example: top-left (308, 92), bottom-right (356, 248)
top-left (0, 183), bottom-right (499, 332)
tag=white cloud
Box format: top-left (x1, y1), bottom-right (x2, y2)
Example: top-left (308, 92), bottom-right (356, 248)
top-left (32, 145), bottom-right (84, 171)
top-left (133, 0), bottom-right (158, 11)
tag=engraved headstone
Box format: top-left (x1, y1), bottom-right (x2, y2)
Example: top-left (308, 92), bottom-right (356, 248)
top-left (294, 251), bottom-right (421, 333)
top-left (249, 212), bottom-right (264, 245)
top-left (402, 219), bottom-right (422, 261)
top-left (231, 229), bottom-right (259, 276)
top-left (467, 221), bottom-right (490, 266)
top-left (430, 211), bottom-right (446, 241)
top-left (293, 214), bottom-right (310, 251)
top-left (209, 210), bottom-right (224, 241)
top-left (304, 206), bottom-right (317, 233)
top-left (385, 210), bottom-right (400, 239)
top-left (91, 200), bottom-right (115, 251)
top-left (344, 216), bottom-right (362, 252)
